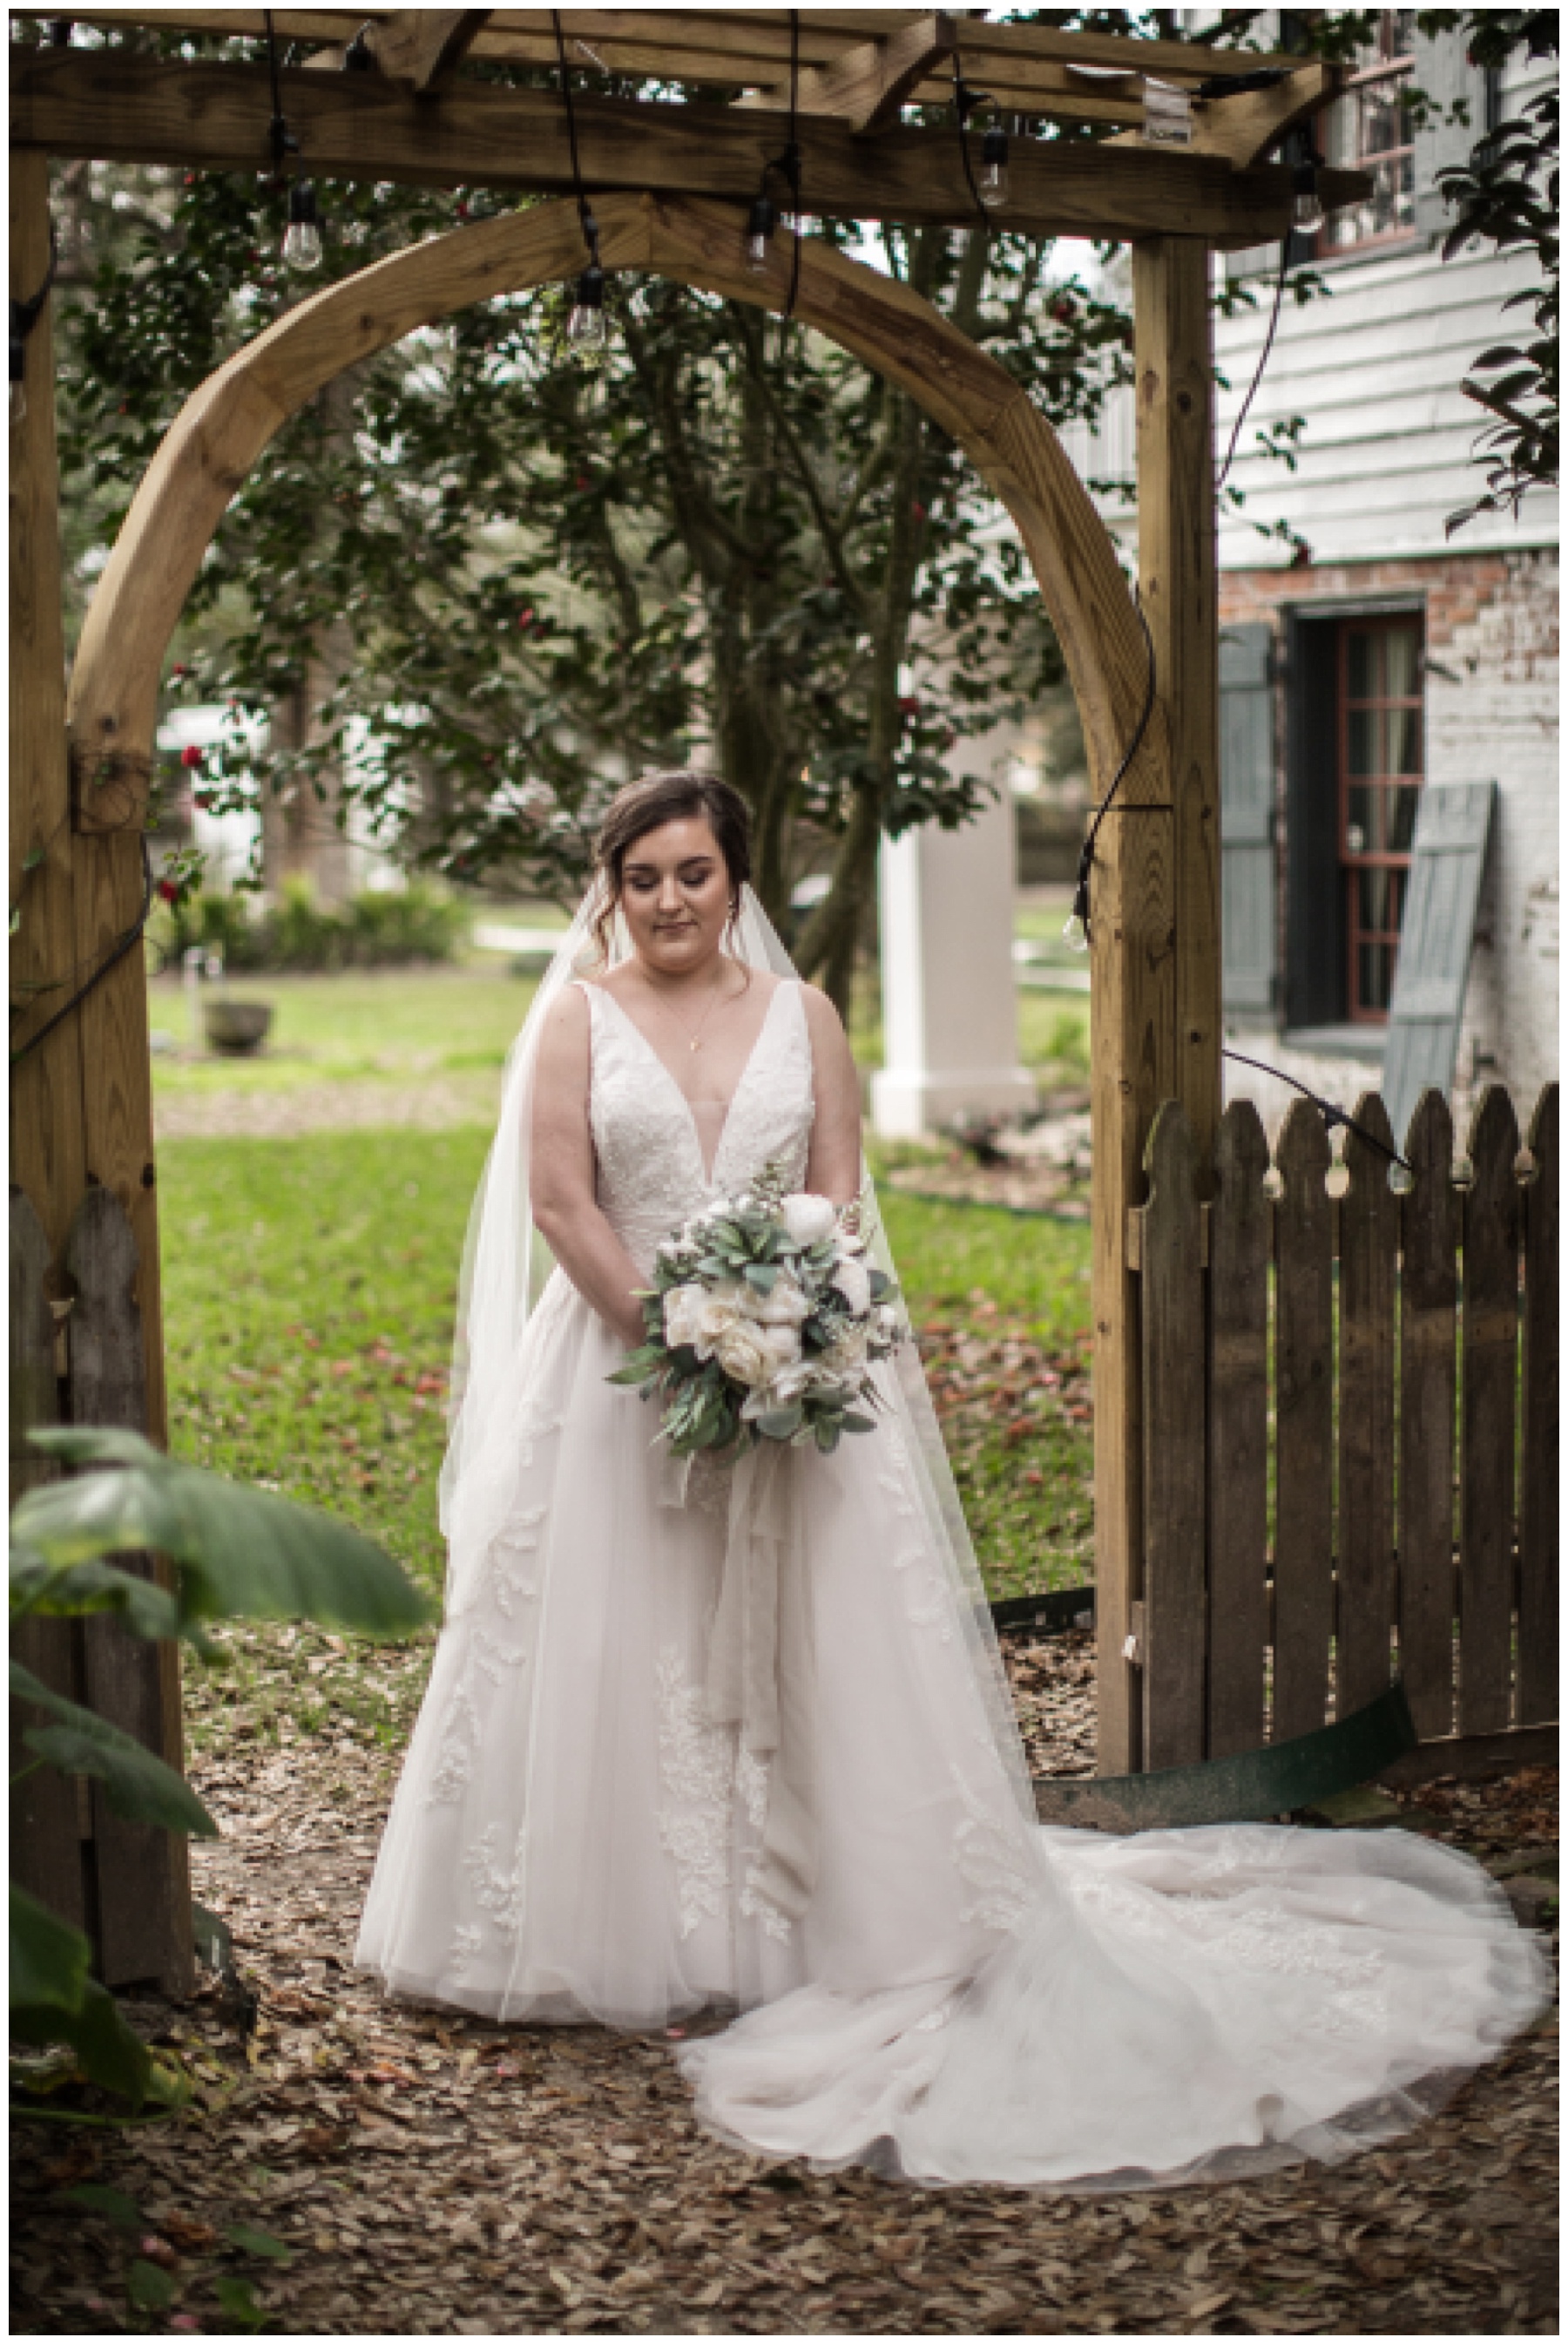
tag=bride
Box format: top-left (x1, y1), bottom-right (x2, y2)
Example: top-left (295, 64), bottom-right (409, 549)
top-left (357, 769), bottom-right (1546, 2189)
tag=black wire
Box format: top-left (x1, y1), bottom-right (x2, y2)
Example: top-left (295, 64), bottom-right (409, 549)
top-left (1220, 1047), bottom-right (1411, 1172)
top-left (1069, 589), bottom-right (1158, 947)
top-left (781, 8), bottom-right (803, 328)
top-left (10, 838), bottom-right (156, 1073)
top-left (263, 8), bottom-right (296, 174)
top-left (951, 52), bottom-right (991, 230)
top-left (1216, 232), bottom-right (1289, 494)
top-left (551, 8), bottom-right (598, 265)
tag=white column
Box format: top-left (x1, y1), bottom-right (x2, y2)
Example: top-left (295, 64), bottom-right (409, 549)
top-left (871, 770), bottom-right (1036, 1140)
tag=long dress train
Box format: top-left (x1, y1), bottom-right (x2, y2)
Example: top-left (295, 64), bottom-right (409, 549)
top-left (356, 972), bottom-right (1549, 2190)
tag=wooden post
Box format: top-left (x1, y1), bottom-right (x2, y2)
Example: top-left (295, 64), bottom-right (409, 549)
top-left (1092, 234), bottom-right (1220, 1774)
top-left (8, 151), bottom-right (190, 1994)
top-left (1134, 235), bottom-right (1221, 1168)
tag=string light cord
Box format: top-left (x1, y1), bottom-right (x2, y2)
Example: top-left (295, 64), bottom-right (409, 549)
top-left (11, 837), bottom-right (156, 1073)
top-left (551, 7), bottom-right (601, 272)
top-left (780, 8), bottom-right (803, 327)
top-left (951, 51), bottom-right (993, 229)
top-left (1066, 587), bottom-right (1157, 950)
top-left (1216, 231), bottom-right (1290, 495)
top-left (1220, 1046), bottom-right (1411, 1172)
top-left (263, 8), bottom-right (298, 173)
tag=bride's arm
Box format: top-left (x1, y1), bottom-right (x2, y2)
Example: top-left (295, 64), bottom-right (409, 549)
top-left (800, 984), bottom-right (863, 1206)
top-left (530, 987), bottom-right (648, 1347)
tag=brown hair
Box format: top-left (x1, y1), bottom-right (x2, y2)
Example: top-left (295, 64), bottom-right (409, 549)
top-left (590, 770), bottom-right (752, 964)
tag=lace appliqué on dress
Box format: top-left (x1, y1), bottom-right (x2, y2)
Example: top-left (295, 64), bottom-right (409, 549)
top-left (463, 1821), bottom-right (527, 1944)
top-left (653, 1648), bottom-right (791, 1944)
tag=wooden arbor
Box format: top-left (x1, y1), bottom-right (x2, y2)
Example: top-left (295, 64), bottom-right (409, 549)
top-left (11, 12), bottom-right (1364, 1982)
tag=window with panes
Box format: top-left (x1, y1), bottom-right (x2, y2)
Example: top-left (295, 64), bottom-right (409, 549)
top-left (1320, 11), bottom-right (1418, 253)
top-left (1337, 615), bottom-right (1423, 1021)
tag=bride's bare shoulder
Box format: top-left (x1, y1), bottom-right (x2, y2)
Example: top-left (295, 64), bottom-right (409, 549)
top-left (537, 981), bottom-right (593, 1050)
top-left (796, 980), bottom-right (848, 1039)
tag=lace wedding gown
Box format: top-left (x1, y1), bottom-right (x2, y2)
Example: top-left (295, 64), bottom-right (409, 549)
top-left (356, 975), bottom-right (1548, 2190)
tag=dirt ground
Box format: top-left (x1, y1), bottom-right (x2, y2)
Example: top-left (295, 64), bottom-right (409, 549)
top-left (10, 1635), bottom-right (1558, 2339)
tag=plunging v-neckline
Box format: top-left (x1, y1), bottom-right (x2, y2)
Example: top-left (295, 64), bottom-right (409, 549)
top-left (592, 979), bottom-right (793, 1186)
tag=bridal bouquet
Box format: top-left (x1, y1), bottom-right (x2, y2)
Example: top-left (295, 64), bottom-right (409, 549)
top-left (609, 1160), bottom-right (907, 1457)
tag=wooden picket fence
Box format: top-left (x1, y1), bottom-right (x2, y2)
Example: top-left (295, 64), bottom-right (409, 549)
top-left (1126, 1082), bottom-right (1558, 1781)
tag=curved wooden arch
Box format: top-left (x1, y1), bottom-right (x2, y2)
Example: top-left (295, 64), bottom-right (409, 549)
top-left (67, 191), bottom-right (1152, 821)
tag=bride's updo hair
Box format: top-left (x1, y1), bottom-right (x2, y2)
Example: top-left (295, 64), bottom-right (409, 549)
top-left (590, 770), bottom-right (753, 964)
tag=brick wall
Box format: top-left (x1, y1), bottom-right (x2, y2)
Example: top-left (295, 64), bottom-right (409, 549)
top-left (1217, 547), bottom-right (1558, 1135)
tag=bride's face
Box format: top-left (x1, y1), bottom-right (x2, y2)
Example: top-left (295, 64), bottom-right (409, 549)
top-left (618, 816), bottom-right (734, 979)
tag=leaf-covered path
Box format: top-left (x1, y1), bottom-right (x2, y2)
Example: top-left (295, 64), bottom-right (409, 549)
top-left (10, 1630), bottom-right (1558, 2337)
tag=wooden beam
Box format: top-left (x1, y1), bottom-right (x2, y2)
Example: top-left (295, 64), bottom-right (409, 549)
top-left (365, 9), bottom-right (491, 91)
top-left (44, 9), bottom-right (1317, 87)
top-left (11, 51), bottom-right (1371, 248)
top-left (737, 12), bottom-right (959, 132)
top-left (1108, 61), bottom-right (1343, 169)
top-left (1133, 237), bottom-right (1221, 1172)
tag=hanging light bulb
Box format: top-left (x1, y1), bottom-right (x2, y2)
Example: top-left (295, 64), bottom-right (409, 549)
top-left (744, 192), bottom-right (776, 276)
top-left (1292, 159), bottom-right (1326, 236)
top-left (282, 179), bottom-right (324, 272)
top-left (978, 122), bottom-right (1010, 209)
top-left (1063, 866), bottom-right (1091, 953)
top-left (566, 262), bottom-right (609, 356)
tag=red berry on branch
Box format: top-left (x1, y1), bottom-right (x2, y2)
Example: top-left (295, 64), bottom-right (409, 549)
top-left (180, 744), bottom-right (204, 769)
top-left (157, 878), bottom-right (180, 904)
top-left (518, 607), bottom-right (535, 629)
top-left (896, 695), bottom-right (921, 715)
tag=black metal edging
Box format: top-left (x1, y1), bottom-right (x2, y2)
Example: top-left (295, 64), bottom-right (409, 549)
top-left (1033, 1681), bottom-right (1419, 1833)
top-left (991, 1584), bottom-right (1095, 1636)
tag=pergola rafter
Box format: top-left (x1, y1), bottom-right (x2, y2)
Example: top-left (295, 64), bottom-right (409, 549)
top-left (10, 9), bottom-right (1363, 1986)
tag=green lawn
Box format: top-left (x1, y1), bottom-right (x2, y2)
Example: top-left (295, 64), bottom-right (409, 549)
top-left (148, 967), bottom-right (540, 1096)
top-left (159, 1126), bottom-right (1096, 1653)
top-left (148, 957), bottom-right (1091, 1096)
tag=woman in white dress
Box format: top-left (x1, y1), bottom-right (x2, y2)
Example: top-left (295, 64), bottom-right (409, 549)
top-left (357, 770), bottom-right (1547, 2191)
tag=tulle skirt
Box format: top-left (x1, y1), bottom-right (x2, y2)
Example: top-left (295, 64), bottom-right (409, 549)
top-left (356, 1277), bottom-right (1551, 2190)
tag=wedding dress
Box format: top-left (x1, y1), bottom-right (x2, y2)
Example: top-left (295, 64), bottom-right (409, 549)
top-left (356, 891), bottom-right (1548, 2192)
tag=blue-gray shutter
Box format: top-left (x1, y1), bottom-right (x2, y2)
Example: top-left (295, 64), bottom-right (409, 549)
top-left (1220, 622), bottom-right (1278, 1020)
top-left (1410, 26), bottom-right (1481, 244)
top-left (1382, 782), bottom-right (1495, 1151)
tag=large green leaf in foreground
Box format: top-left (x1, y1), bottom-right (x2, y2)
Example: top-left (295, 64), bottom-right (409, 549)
top-left (13, 1429), bottom-right (429, 1637)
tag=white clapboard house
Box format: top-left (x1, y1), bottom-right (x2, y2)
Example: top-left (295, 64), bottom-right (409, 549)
top-left (1064, 10), bottom-right (1558, 1146)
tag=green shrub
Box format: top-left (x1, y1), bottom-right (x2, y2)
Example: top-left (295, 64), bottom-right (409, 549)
top-left (152, 881), bottom-right (466, 974)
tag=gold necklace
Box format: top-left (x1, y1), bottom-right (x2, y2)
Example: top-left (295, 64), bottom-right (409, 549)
top-left (647, 963), bottom-right (729, 1054)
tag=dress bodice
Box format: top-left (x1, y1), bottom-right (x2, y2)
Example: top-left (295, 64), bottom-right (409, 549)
top-left (581, 979), bottom-right (814, 1270)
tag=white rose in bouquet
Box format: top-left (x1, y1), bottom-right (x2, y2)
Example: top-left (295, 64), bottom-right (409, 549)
top-left (781, 1192), bottom-right (838, 1247)
top-left (690, 1284), bottom-right (747, 1356)
top-left (760, 1323), bottom-right (802, 1372)
top-left (713, 1321), bottom-right (776, 1388)
top-left (831, 1254), bottom-right (872, 1316)
top-left (662, 1284), bottom-right (706, 1352)
top-left (754, 1270), bottom-right (810, 1328)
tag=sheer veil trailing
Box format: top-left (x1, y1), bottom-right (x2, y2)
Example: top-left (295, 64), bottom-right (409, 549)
top-left (436, 879), bottom-right (1034, 1823)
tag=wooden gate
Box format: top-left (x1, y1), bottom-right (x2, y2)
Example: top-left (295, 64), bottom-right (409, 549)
top-left (1126, 1081), bottom-right (1558, 1783)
